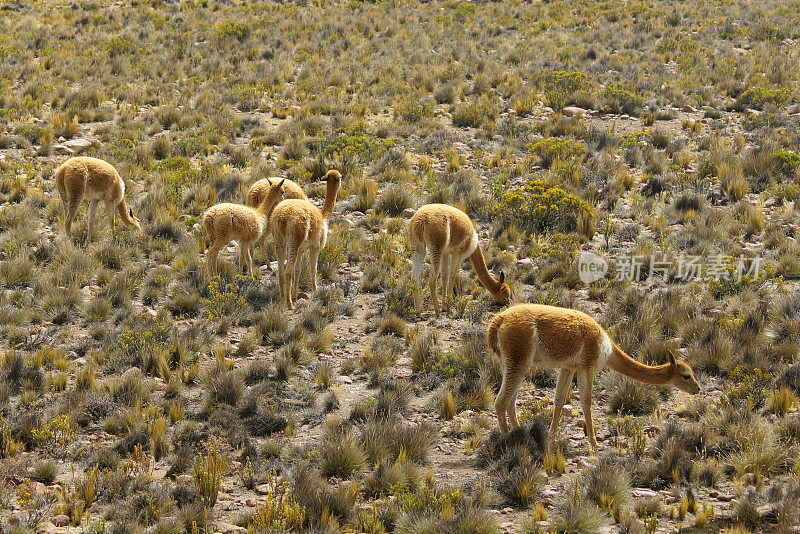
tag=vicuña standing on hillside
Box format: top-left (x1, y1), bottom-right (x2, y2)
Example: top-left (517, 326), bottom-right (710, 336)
top-left (487, 304), bottom-right (700, 449)
top-left (55, 156), bottom-right (142, 239)
top-left (270, 170), bottom-right (341, 307)
top-left (203, 179), bottom-right (285, 278)
top-left (408, 204), bottom-right (510, 316)
top-left (246, 177), bottom-right (307, 266)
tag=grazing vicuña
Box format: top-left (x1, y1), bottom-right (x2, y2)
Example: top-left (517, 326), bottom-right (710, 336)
top-left (487, 304), bottom-right (700, 449)
top-left (55, 156), bottom-right (142, 239)
top-left (408, 203), bottom-right (510, 315)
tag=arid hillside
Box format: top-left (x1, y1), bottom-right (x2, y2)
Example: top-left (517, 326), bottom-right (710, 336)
top-left (1, 1), bottom-right (800, 533)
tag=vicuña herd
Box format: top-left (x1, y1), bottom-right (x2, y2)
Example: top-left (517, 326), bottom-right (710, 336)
top-left (51, 156), bottom-right (701, 448)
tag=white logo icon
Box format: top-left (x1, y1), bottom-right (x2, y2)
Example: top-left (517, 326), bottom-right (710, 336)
top-left (578, 252), bottom-right (608, 283)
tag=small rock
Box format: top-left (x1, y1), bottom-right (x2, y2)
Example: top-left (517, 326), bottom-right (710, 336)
top-left (51, 515), bottom-right (70, 527)
top-left (717, 493), bottom-right (735, 502)
top-left (517, 258), bottom-right (534, 266)
top-left (62, 138), bottom-right (97, 154)
top-left (631, 488), bottom-right (661, 500)
top-left (402, 208), bottom-right (416, 219)
top-left (254, 484), bottom-right (271, 495)
top-left (52, 145), bottom-right (75, 156)
top-left (36, 523), bottom-right (58, 534)
top-left (681, 105), bottom-right (697, 112)
top-left (561, 106), bottom-right (587, 117)
top-left (337, 375), bottom-right (353, 385)
top-left (214, 522), bottom-right (246, 534)
top-left (245, 498), bottom-right (256, 507)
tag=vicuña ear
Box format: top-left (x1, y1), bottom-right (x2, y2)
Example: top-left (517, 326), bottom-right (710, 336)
top-left (267, 178), bottom-right (273, 186)
top-left (498, 271), bottom-right (505, 283)
top-left (129, 207), bottom-right (134, 218)
top-left (278, 178), bottom-right (285, 187)
top-left (667, 351), bottom-right (677, 367)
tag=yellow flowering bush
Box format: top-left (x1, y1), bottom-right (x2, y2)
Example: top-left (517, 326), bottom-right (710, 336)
top-left (493, 179), bottom-right (593, 234)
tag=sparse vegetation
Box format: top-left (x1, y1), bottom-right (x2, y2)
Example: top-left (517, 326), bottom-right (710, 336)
top-left (0, 0), bottom-right (798, 531)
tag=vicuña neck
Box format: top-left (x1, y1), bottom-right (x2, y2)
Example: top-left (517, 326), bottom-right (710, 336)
top-left (469, 245), bottom-right (503, 295)
top-left (255, 198), bottom-right (277, 218)
top-left (607, 343), bottom-right (673, 385)
top-left (116, 199), bottom-right (136, 227)
top-left (321, 179), bottom-right (340, 220)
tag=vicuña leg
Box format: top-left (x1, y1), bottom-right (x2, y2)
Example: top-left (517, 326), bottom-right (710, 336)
top-left (428, 249), bottom-right (442, 316)
top-left (448, 255), bottom-right (461, 296)
top-left (241, 242), bottom-right (255, 278)
top-left (577, 371), bottom-right (598, 450)
top-left (206, 242), bottom-right (222, 277)
top-left (550, 369), bottom-right (576, 441)
top-left (307, 247), bottom-right (320, 293)
top-left (104, 200), bottom-right (116, 230)
top-left (441, 253), bottom-right (451, 302)
top-left (286, 248), bottom-right (301, 307)
top-left (411, 246), bottom-right (425, 312)
top-left (495, 364), bottom-right (525, 434)
top-left (87, 200), bottom-right (98, 240)
top-left (275, 239), bottom-right (287, 300)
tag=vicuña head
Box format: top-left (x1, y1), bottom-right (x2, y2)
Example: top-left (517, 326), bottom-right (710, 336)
top-left (667, 351), bottom-right (701, 394)
top-left (55, 156), bottom-right (142, 240)
top-left (488, 303), bottom-right (699, 450)
top-left (408, 203), bottom-right (510, 316)
top-left (203, 178), bottom-right (285, 278)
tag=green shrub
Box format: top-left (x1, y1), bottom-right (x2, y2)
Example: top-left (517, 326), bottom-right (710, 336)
top-left (737, 87), bottom-right (791, 110)
top-left (539, 70), bottom-right (596, 110)
top-left (601, 83), bottom-right (644, 115)
top-left (394, 99), bottom-right (435, 123)
top-left (771, 183), bottom-right (800, 202)
top-left (773, 149), bottom-right (800, 175)
top-left (452, 98), bottom-right (499, 128)
top-left (217, 21), bottom-right (251, 41)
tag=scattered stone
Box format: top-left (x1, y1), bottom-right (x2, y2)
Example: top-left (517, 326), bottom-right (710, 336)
top-left (36, 523), bottom-right (58, 534)
top-left (52, 145), bottom-right (75, 156)
top-left (561, 106), bottom-right (587, 117)
top-left (254, 484), bottom-right (272, 495)
top-left (62, 138), bottom-right (96, 154)
top-left (402, 208), bottom-right (416, 218)
top-left (51, 515), bottom-right (69, 527)
top-left (214, 522), bottom-right (246, 534)
top-left (744, 108), bottom-right (761, 118)
top-left (631, 488), bottom-right (661, 500)
top-left (717, 493), bottom-right (735, 502)
top-left (517, 258), bottom-right (534, 266)
top-left (337, 375), bottom-right (353, 384)
top-left (681, 105), bottom-right (697, 112)
top-left (245, 498), bottom-right (256, 507)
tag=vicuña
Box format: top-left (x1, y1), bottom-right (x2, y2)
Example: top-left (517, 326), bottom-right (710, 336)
top-left (203, 179), bottom-right (285, 278)
top-left (487, 304), bottom-right (700, 449)
top-left (408, 203), bottom-right (510, 315)
top-left (246, 177), bottom-right (307, 266)
top-left (270, 170), bottom-right (342, 307)
top-left (55, 156), bottom-right (142, 239)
